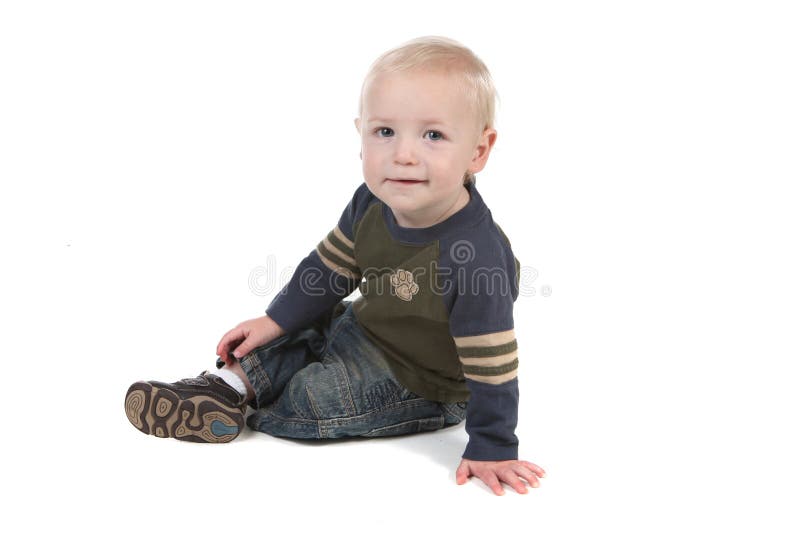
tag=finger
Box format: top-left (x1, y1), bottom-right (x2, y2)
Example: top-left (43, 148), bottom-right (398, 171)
top-left (232, 339), bottom-right (253, 359)
top-left (217, 328), bottom-right (244, 357)
top-left (522, 461), bottom-right (546, 478)
top-left (477, 470), bottom-right (504, 496)
top-left (499, 468), bottom-right (529, 494)
top-left (511, 465), bottom-right (540, 489)
top-left (456, 462), bottom-right (471, 485)
top-left (216, 329), bottom-right (234, 356)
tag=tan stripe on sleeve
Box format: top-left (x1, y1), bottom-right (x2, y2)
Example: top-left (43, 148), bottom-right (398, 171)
top-left (453, 329), bottom-right (516, 348)
top-left (316, 250), bottom-right (360, 280)
top-left (333, 225), bottom-right (354, 250)
top-left (320, 236), bottom-right (356, 266)
top-left (464, 367), bottom-right (518, 385)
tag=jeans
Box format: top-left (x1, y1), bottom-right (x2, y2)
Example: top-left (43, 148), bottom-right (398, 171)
top-left (217, 300), bottom-right (467, 439)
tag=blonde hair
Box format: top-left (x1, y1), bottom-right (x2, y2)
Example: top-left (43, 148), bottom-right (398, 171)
top-left (357, 36), bottom-right (498, 185)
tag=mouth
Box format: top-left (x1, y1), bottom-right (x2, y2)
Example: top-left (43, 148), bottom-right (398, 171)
top-left (386, 178), bottom-right (427, 185)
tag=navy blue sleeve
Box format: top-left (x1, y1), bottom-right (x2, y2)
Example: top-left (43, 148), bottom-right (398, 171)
top-left (448, 225), bottom-right (521, 461)
top-left (265, 183), bottom-right (373, 334)
top-left (459, 379), bottom-right (519, 461)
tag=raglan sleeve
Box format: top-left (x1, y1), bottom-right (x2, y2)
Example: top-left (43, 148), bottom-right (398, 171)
top-left (265, 183), bottom-right (371, 334)
top-left (449, 235), bottom-right (522, 461)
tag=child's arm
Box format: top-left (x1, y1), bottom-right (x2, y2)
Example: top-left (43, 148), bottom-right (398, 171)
top-left (451, 328), bottom-right (547, 495)
top-left (264, 184), bottom-right (372, 334)
top-left (448, 235), bottom-right (546, 495)
top-left (217, 184), bottom-right (373, 364)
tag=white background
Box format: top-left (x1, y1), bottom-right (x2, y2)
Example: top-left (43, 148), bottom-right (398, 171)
top-left (1, 1), bottom-right (798, 532)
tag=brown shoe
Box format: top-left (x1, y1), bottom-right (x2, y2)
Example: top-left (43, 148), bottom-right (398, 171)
top-left (124, 372), bottom-right (246, 443)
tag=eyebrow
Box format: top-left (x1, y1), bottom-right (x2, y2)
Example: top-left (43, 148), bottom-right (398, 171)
top-left (366, 117), bottom-right (448, 126)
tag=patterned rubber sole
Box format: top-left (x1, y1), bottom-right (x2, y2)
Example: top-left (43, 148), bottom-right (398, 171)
top-left (125, 382), bottom-right (244, 443)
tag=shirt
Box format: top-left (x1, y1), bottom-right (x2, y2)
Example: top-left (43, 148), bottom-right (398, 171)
top-left (266, 180), bottom-right (521, 461)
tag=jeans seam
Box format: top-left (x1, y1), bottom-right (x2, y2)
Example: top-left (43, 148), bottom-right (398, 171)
top-left (257, 396), bottom-right (438, 426)
top-left (329, 352), bottom-right (357, 417)
top-left (319, 400), bottom-right (446, 435)
top-left (322, 311), bottom-right (359, 417)
top-left (251, 410), bottom-right (322, 438)
top-left (304, 384), bottom-right (323, 420)
top-left (326, 397), bottom-right (439, 426)
top-left (362, 415), bottom-right (445, 436)
top-left (243, 352), bottom-right (272, 409)
top-left (440, 403), bottom-right (466, 421)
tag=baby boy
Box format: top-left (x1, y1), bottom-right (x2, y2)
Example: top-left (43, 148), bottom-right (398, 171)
top-left (125, 35), bottom-right (545, 496)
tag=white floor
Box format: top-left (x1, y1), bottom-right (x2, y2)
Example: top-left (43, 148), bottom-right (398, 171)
top-left (6, 238), bottom-right (798, 533)
top-left (3, 2), bottom-right (799, 532)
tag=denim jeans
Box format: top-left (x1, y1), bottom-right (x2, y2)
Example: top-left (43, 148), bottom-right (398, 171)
top-left (217, 300), bottom-right (467, 439)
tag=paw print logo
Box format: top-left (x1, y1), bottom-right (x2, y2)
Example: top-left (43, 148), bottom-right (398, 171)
top-left (390, 269), bottom-right (419, 302)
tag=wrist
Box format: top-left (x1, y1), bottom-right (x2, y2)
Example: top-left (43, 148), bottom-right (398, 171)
top-left (264, 313), bottom-right (287, 337)
top-left (463, 441), bottom-right (519, 462)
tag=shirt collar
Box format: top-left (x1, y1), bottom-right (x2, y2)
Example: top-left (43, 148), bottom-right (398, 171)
top-left (382, 180), bottom-right (488, 244)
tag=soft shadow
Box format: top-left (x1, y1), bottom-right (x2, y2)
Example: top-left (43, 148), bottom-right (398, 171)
top-left (238, 411), bottom-right (467, 471)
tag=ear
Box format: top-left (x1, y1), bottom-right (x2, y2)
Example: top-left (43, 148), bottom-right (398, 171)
top-left (354, 117), bottom-right (361, 133)
top-left (467, 128), bottom-right (498, 174)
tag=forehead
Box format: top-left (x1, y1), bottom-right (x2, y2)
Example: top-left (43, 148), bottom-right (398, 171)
top-left (362, 69), bottom-right (473, 124)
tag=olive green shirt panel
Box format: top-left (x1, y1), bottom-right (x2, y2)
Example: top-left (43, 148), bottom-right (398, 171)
top-left (350, 203), bottom-right (469, 403)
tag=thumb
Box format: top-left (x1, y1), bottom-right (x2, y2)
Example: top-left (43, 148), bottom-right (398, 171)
top-left (231, 340), bottom-right (252, 359)
top-left (456, 461), bottom-right (471, 485)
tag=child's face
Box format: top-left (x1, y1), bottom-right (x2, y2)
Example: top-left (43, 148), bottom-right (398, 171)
top-left (355, 68), bottom-right (496, 228)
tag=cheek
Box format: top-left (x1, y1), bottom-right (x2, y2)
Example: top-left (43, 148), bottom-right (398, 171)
top-left (361, 153), bottom-right (382, 179)
top-left (428, 153), bottom-right (461, 175)
top-left (361, 151), bottom-right (377, 167)
top-left (364, 143), bottom-right (389, 160)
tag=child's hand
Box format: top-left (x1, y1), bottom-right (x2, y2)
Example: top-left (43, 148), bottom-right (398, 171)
top-left (216, 315), bottom-right (286, 366)
top-left (456, 458), bottom-right (546, 496)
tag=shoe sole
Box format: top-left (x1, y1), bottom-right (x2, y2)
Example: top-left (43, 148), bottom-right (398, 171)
top-left (125, 381), bottom-right (244, 443)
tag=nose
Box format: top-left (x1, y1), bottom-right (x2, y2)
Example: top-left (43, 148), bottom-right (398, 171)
top-left (393, 136), bottom-right (418, 165)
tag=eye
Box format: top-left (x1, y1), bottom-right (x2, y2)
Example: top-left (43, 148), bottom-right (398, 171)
top-left (425, 130), bottom-right (444, 141)
top-left (375, 127), bottom-right (394, 137)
